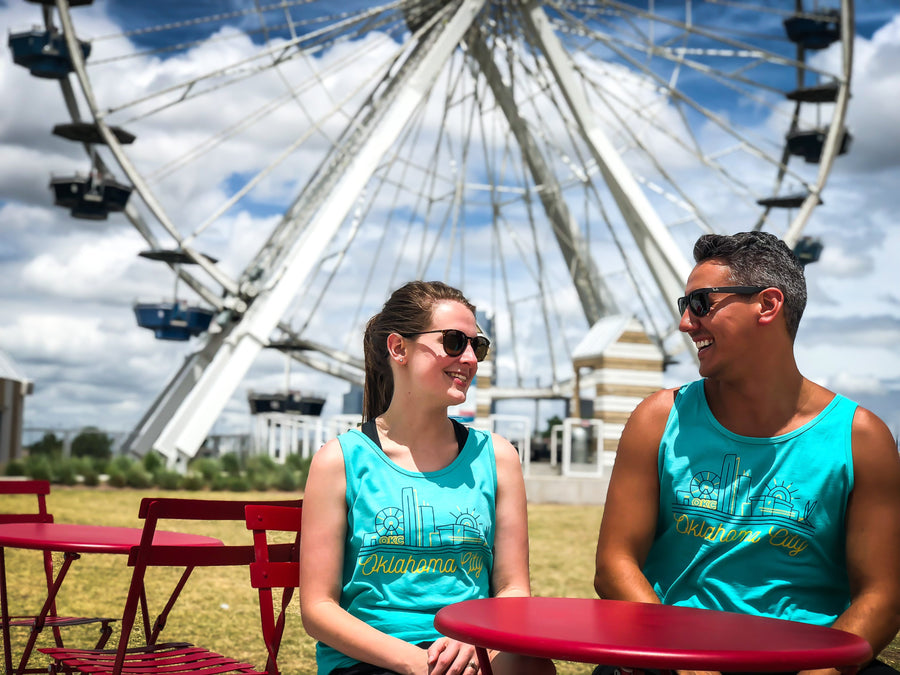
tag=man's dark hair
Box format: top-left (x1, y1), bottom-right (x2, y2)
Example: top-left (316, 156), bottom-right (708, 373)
top-left (693, 231), bottom-right (807, 340)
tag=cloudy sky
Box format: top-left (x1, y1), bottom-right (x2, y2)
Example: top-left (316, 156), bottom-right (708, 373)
top-left (2, 1), bottom-right (899, 449)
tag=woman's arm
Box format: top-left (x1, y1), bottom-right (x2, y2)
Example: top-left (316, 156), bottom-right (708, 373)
top-left (299, 439), bottom-right (429, 675)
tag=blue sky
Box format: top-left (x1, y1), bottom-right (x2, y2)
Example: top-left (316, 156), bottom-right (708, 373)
top-left (2, 1), bottom-right (899, 443)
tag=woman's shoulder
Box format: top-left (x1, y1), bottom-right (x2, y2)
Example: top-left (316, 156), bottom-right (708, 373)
top-left (488, 431), bottom-right (522, 470)
top-left (309, 437), bottom-right (346, 472)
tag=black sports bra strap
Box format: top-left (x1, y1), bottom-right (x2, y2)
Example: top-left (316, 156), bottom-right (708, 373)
top-left (451, 418), bottom-right (470, 453)
top-left (360, 418), bottom-right (469, 454)
top-left (360, 419), bottom-right (381, 449)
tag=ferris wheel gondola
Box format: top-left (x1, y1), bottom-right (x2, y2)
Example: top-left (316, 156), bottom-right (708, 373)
top-left (11, 0), bottom-right (854, 463)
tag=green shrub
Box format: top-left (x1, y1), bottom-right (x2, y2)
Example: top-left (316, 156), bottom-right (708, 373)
top-left (228, 475), bottom-right (251, 492)
top-left (245, 454), bottom-right (277, 474)
top-left (122, 465), bottom-right (152, 489)
top-left (210, 473), bottom-right (232, 491)
top-left (54, 459), bottom-right (79, 486)
top-left (285, 453), bottom-right (308, 470)
top-left (189, 458), bottom-right (221, 483)
top-left (142, 451), bottom-right (166, 475)
top-left (91, 457), bottom-right (111, 475)
top-left (81, 464), bottom-right (100, 487)
top-left (107, 467), bottom-right (127, 488)
top-left (275, 470), bottom-right (300, 492)
top-left (155, 470), bottom-right (182, 490)
top-left (109, 455), bottom-right (136, 474)
top-left (181, 474), bottom-right (205, 491)
top-left (24, 455), bottom-right (52, 481)
top-left (286, 454), bottom-right (312, 488)
top-left (4, 459), bottom-right (26, 476)
top-left (250, 474), bottom-right (272, 491)
top-left (220, 452), bottom-right (242, 476)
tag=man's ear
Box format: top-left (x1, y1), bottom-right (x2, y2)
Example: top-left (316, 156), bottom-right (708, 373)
top-left (386, 332), bottom-right (407, 364)
top-left (757, 287), bottom-right (784, 327)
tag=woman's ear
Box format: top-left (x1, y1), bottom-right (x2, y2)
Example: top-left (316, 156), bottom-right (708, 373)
top-left (757, 287), bottom-right (784, 327)
top-left (386, 333), bottom-right (407, 364)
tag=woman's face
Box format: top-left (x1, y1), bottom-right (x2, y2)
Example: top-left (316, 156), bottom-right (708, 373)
top-left (401, 300), bottom-right (479, 408)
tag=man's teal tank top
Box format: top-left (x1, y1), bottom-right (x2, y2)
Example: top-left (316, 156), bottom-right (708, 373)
top-left (315, 425), bottom-right (497, 674)
top-left (642, 379), bottom-right (856, 626)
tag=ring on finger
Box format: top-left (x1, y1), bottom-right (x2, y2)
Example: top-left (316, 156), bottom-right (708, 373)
top-left (466, 662), bottom-right (478, 671)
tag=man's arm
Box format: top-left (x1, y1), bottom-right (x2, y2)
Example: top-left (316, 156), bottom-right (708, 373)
top-left (831, 407), bottom-right (900, 657)
top-left (594, 388), bottom-right (676, 603)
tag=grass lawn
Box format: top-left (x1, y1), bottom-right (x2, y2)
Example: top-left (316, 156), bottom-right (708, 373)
top-left (2, 488), bottom-right (897, 675)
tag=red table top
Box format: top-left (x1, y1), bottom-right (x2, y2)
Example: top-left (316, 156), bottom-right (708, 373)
top-left (435, 597), bottom-right (872, 672)
top-left (0, 522), bottom-right (222, 554)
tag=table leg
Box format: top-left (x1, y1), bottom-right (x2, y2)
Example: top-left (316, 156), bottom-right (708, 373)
top-left (1, 547), bottom-right (14, 675)
top-left (475, 647), bottom-right (493, 675)
top-left (15, 551), bottom-right (79, 675)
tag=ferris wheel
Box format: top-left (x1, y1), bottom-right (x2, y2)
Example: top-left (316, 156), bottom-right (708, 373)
top-left (11, 0), bottom-right (853, 464)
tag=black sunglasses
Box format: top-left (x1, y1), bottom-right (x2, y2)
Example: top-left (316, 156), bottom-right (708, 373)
top-left (401, 329), bottom-right (491, 361)
top-left (677, 286), bottom-right (767, 317)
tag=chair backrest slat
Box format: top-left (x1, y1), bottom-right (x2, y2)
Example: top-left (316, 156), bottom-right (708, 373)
top-left (248, 561), bottom-right (297, 589)
top-left (0, 479), bottom-right (50, 496)
top-left (0, 479), bottom-right (53, 524)
top-left (127, 545), bottom-right (255, 568)
top-left (138, 497), bottom-right (301, 520)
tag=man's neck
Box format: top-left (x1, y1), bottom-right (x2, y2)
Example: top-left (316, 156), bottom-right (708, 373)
top-left (703, 367), bottom-right (830, 438)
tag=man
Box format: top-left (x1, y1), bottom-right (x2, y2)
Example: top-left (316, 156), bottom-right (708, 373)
top-left (594, 231), bottom-right (900, 674)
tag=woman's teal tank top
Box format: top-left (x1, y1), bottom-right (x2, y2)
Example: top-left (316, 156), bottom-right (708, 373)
top-left (315, 425), bottom-right (497, 674)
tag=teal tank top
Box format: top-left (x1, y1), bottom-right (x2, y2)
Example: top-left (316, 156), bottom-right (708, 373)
top-left (642, 379), bottom-right (856, 626)
top-left (315, 425), bottom-right (497, 674)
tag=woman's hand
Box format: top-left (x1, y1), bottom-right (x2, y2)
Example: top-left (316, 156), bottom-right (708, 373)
top-left (426, 637), bottom-right (481, 675)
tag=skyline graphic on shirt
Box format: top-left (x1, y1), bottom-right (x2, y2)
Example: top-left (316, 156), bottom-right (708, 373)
top-left (359, 486), bottom-right (489, 553)
top-left (673, 453), bottom-right (817, 535)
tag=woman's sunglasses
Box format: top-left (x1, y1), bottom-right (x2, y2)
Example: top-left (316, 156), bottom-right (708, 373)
top-left (677, 286), bottom-right (767, 317)
top-left (401, 329), bottom-right (491, 361)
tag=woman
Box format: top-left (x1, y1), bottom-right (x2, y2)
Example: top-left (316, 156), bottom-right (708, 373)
top-left (300, 281), bottom-right (554, 675)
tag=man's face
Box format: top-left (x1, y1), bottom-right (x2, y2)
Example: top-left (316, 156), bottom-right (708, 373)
top-left (679, 261), bottom-right (763, 378)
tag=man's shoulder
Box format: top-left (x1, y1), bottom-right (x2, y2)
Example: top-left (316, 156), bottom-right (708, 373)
top-left (629, 385), bottom-right (685, 426)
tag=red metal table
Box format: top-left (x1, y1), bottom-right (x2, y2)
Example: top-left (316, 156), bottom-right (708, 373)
top-left (0, 522), bottom-right (222, 675)
top-left (434, 597), bottom-right (873, 675)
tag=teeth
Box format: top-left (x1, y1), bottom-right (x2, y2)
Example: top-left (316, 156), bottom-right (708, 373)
top-left (695, 338), bottom-right (713, 350)
top-left (449, 372), bottom-right (468, 383)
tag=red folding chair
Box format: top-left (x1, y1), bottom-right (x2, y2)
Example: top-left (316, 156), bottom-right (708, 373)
top-left (244, 504), bottom-right (302, 675)
top-left (39, 497), bottom-right (301, 675)
top-left (0, 479), bottom-right (115, 674)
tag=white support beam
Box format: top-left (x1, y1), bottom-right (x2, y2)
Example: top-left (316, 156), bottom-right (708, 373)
top-left (466, 29), bottom-right (617, 325)
top-left (120, 334), bottom-right (226, 463)
top-left (151, 0), bottom-right (488, 462)
top-left (519, 2), bottom-right (692, 327)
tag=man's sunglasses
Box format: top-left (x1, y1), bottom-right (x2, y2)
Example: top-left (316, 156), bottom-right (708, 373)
top-left (677, 286), bottom-right (767, 318)
top-left (401, 329), bottom-right (491, 361)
